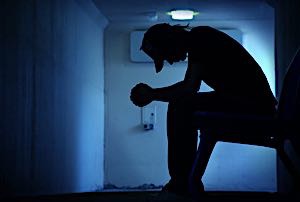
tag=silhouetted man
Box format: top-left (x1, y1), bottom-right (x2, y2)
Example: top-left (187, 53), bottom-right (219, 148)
top-left (130, 23), bottom-right (277, 196)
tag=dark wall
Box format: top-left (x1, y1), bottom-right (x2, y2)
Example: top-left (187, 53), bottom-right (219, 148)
top-left (273, 0), bottom-right (300, 193)
top-left (275, 0), bottom-right (300, 95)
top-left (0, 0), bottom-right (107, 196)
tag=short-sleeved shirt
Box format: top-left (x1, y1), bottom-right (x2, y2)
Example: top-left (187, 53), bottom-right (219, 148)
top-left (188, 26), bottom-right (277, 107)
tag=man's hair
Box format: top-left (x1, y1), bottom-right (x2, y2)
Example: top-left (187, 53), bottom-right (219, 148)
top-left (172, 24), bottom-right (190, 31)
top-left (140, 23), bottom-right (189, 73)
top-left (141, 23), bottom-right (189, 49)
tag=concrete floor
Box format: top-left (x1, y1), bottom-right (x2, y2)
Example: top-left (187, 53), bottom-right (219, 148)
top-left (2, 191), bottom-right (298, 202)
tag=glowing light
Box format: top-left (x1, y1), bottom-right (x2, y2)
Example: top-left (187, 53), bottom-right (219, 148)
top-left (167, 9), bottom-right (199, 20)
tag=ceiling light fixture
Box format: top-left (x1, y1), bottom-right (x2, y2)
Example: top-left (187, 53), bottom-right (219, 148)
top-left (167, 9), bottom-right (199, 20)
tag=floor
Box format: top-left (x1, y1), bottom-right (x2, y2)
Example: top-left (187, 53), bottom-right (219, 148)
top-left (2, 191), bottom-right (299, 202)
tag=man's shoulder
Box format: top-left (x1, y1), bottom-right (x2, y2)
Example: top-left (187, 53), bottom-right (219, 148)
top-left (188, 26), bottom-right (216, 49)
top-left (189, 26), bottom-right (218, 42)
top-left (190, 26), bottom-right (216, 33)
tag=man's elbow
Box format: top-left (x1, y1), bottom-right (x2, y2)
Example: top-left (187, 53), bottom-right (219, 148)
top-left (184, 82), bottom-right (200, 93)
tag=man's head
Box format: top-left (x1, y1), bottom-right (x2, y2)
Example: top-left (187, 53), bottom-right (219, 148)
top-left (140, 23), bottom-right (188, 73)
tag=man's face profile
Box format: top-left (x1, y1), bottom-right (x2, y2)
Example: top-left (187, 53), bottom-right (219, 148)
top-left (141, 40), bottom-right (165, 73)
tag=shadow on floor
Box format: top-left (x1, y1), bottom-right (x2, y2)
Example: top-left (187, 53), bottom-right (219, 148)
top-left (2, 191), bottom-right (299, 202)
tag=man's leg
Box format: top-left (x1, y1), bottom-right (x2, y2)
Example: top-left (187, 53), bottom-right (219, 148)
top-left (164, 92), bottom-right (276, 195)
top-left (165, 96), bottom-right (199, 194)
top-left (189, 132), bottom-right (217, 194)
top-left (165, 92), bottom-right (223, 194)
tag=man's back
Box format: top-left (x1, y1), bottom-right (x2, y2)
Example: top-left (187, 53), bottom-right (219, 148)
top-left (188, 26), bottom-right (277, 106)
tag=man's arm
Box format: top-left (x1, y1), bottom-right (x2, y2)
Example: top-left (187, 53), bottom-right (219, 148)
top-left (130, 63), bottom-right (202, 107)
top-left (152, 63), bottom-right (202, 102)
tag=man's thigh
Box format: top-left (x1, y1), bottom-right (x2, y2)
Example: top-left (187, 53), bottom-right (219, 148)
top-left (191, 92), bottom-right (269, 114)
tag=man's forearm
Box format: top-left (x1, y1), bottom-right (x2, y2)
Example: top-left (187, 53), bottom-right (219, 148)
top-left (152, 81), bottom-right (196, 102)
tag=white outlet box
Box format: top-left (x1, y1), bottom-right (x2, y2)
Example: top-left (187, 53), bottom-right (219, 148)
top-left (142, 105), bottom-right (156, 130)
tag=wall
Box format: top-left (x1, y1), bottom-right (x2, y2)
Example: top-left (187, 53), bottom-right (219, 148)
top-left (104, 17), bottom-right (276, 191)
top-left (272, 0), bottom-right (300, 193)
top-left (0, 0), bottom-right (107, 196)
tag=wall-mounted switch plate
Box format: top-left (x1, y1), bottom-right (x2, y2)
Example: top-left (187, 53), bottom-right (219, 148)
top-left (142, 105), bottom-right (156, 130)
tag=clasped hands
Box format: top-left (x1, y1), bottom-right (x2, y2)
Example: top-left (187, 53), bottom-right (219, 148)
top-left (130, 83), bottom-right (154, 107)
